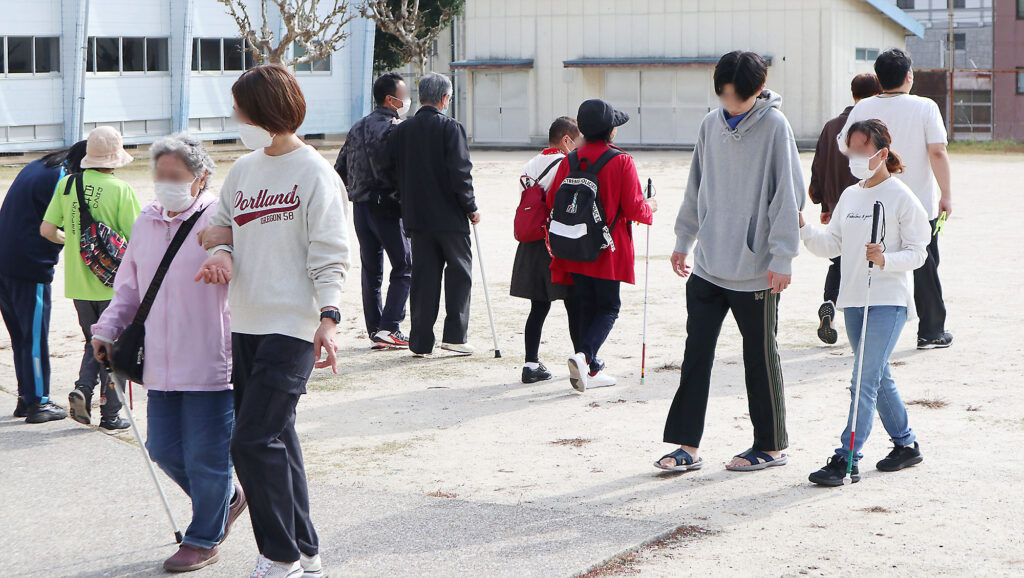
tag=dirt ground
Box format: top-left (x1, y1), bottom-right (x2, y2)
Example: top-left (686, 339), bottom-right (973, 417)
top-left (1, 147), bottom-right (1023, 576)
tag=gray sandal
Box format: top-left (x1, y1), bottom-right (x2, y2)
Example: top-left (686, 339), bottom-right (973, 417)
top-left (726, 448), bottom-right (788, 471)
top-left (654, 448), bottom-right (704, 472)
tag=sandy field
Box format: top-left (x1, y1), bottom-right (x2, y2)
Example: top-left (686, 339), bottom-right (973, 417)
top-left (1, 147), bottom-right (1022, 576)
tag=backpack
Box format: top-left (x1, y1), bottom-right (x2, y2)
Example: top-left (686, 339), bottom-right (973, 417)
top-left (546, 148), bottom-right (622, 262)
top-left (65, 172), bottom-right (127, 288)
top-left (514, 156), bottom-right (562, 243)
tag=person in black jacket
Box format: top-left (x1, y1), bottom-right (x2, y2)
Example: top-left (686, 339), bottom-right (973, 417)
top-left (336, 72), bottom-right (413, 350)
top-left (0, 141), bottom-right (85, 423)
top-left (386, 72), bottom-right (479, 356)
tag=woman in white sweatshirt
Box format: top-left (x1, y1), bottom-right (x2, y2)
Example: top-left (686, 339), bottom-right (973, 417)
top-left (195, 65), bottom-right (349, 578)
top-left (799, 119), bottom-right (930, 487)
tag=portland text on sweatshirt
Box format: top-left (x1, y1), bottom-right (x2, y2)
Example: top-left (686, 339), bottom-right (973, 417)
top-left (212, 145), bottom-right (351, 342)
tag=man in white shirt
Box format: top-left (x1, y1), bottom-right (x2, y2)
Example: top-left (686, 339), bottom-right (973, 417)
top-left (838, 48), bottom-right (954, 350)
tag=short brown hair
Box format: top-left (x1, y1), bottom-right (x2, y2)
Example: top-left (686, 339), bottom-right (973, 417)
top-left (548, 116), bottom-right (580, 145)
top-left (851, 73), bottom-right (882, 101)
top-left (232, 65), bottom-right (306, 134)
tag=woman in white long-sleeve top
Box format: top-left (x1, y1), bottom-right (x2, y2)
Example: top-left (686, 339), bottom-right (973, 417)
top-left (799, 119), bottom-right (931, 487)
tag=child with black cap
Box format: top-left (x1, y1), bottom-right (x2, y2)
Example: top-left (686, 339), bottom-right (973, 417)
top-left (545, 99), bottom-right (657, 392)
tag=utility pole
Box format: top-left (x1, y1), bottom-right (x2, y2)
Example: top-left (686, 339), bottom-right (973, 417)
top-left (947, 0), bottom-right (955, 139)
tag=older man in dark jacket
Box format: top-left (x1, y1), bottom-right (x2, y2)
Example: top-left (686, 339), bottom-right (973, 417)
top-left (386, 72), bottom-right (479, 356)
top-left (336, 72), bottom-right (413, 350)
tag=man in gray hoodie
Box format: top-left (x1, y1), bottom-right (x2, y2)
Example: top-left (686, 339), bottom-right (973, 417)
top-left (656, 51), bottom-right (805, 473)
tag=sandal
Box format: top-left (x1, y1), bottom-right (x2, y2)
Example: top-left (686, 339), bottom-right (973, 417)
top-left (654, 448), bottom-right (704, 472)
top-left (726, 448), bottom-right (788, 471)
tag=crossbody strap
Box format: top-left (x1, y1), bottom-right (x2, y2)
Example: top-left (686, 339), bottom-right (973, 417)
top-left (131, 206), bottom-right (208, 325)
top-left (523, 157), bottom-right (564, 190)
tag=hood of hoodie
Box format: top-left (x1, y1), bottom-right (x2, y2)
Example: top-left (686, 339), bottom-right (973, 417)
top-left (717, 89), bottom-right (783, 139)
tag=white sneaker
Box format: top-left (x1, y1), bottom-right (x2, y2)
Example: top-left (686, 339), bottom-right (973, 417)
top-left (588, 371), bottom-right (617, 388)
top-left (250, 554), bottom-right (302, 578)
top-left (567, 352), bottom-right (588, 392)
top-left (300, 553), bottom-right (324, 577)
top-left (440, 342), bottom-right (475, 355)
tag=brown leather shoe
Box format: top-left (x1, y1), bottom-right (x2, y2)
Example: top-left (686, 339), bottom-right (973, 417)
top-left (163, 544), bottom-right (219, 572)
top-left (222, 481), bottom-right (248, 542)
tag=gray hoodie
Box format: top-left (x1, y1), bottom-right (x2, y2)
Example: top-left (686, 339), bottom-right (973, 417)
top-left (674, 90), bottom-right (805, 292)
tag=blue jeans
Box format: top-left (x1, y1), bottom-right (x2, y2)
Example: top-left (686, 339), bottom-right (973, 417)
top-left (146, 389), bottom-right (235, 549)
top-left (836, 306), bottom-right (916, 463)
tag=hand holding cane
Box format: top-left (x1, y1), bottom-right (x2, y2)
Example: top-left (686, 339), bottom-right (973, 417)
top-left (846, 200), bottom-right (883, 484)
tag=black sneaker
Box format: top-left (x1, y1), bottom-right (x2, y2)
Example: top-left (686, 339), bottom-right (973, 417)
top-left (917, 332), bottom-right (953, 350)
top-left (25, 401), bottom-right (68, 424)
top-left (373, 329), bottom-right (409, 349)
top-left (14, 397), bottom-right (28, 418)
top-left (99, 416), bottom-right (130, 431)
top-left (808, 455), bottom-right (859, 486)
top-left (522, 364), bottom-right (553, 384)
top-left (876, 442), bottom-right (922, 471)
top-left (817, 301), bottom-right (838, 345)
top-left (68, 388), bottom-right (92, 425)
top-left (588, 358), bottom-right (606, 377)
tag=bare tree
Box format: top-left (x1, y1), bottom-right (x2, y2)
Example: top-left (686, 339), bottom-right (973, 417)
top-left (362, 0), bottom-right (462, 75)
top-left (217, 0), bottom-right (356, 66)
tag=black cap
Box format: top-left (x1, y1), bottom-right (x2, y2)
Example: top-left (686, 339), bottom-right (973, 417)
top-left (577, 99), bottom-right (629, 138)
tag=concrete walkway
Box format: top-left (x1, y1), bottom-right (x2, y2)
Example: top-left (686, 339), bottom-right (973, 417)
top-left (0, 400), bottom-right (674, 577)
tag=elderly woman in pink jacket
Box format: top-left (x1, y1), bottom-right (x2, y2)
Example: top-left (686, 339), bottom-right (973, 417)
top-left (91, 134), bottom-right (246, 573)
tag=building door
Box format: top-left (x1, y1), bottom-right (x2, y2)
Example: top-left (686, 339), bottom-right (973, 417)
top-left (603, 69), bottom-right (713, 146)
top-left (472, 71), bottom-right (530, 143)
top-left (604, 69), bottom-right (642, 144)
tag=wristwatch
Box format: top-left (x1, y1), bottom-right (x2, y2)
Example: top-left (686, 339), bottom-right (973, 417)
top-left (320, 309), bottom-right (341, 324)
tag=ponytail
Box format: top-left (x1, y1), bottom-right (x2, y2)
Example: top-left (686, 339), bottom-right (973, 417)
top-left (846, 119), bottom-right (904, 174)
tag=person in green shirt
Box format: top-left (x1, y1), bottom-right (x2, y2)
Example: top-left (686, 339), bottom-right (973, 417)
top-left (40, 126), bottom-right (141, 430)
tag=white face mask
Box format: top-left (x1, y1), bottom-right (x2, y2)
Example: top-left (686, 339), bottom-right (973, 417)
top-left (849, 150), bottom-right (883, 181)
top-left (238, 123), bottom-right (274, 150)
top-left (154, 178), bottom-right (198, 212)
top-left (397, 98), bottom-right (411, 116)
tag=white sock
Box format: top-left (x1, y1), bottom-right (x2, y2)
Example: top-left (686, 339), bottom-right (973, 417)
top-left (524, 362), bottom-right (539, 370)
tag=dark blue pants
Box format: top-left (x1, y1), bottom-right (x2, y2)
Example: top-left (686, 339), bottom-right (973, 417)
top-left (353, 201), bottom-right (412, 335)
top-left (571, 274), bottom-right (620, 374)
top-left (0, 275), bottom-right (51, 404)
top-left (823, 257), bottom-right (841, 304)
top-left (147, 389), bottom-right (234, 549)
top-left (230, 333), bottom-right (318, 564)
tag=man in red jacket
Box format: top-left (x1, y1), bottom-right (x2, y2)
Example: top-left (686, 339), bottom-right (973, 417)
top-left (546, 99), bottom-right (657, 391)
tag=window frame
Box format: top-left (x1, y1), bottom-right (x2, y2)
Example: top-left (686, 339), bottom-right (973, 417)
top-left (1, 35), bottom-right (61, 77)
top-left (86, 36), bottom-right (171, 76)
top-left (292, 40), bottom-right (332, 75)
top-left (953, 32), bottom-right (966, 51)
top-left (1018, 0), bottom-right (1024, 19)
top-left (1016, 68), bottom-right (1024, 95)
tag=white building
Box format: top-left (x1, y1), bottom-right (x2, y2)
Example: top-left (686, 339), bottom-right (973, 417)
top-left (0, 0), bottom-right (376, 153)
top-left (448, 0), bottom-right (924, 147)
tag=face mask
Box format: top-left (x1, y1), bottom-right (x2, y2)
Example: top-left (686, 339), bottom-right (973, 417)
top-left (154, 179), bottom-right (198, 212)
top-left (397, 98), bottom-right (411, 116)
top-left (238, 123), bottom-right (274, 150)
top-left (848, 150), bottom-right (883, 180)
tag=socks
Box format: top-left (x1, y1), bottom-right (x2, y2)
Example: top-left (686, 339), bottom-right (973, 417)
top-left (524, 362), bottom-right (540, 370)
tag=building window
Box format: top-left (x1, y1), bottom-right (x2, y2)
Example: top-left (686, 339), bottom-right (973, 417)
top-left (293, 41), bottom-right (330, 73)
top-left (897, 0), bottom-right (914, 9)
top-left (193, 38), bottom-right (253, 73)
top-left (1017, 68), bottom-right (1024, 95)
top-left (1019, 0), bottom-right (1024, 19)
top-left (953, 0), bottom-right (965, 8)
top-left (1, 36), bottom-right (59, 75)
top-left (954, 33), bottom-right (966, 51)
top-left (855, 47), bottom-right (880, 62)
top-left (952, 89), bottom-right (992, 134)
top-left (87, 36), bottom-right (169, 74)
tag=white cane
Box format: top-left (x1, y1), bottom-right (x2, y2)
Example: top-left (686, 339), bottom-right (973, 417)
top-left (640, 178), bottom-right (653, 384)
top-left (846, 201), bottom-right (882, 484)
top-left (107, 370), bottom-right (184, 543)
top-left (472, 224), bottom-right (502, 358)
